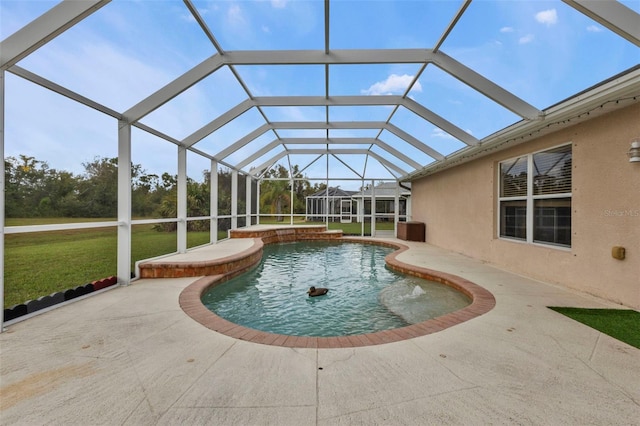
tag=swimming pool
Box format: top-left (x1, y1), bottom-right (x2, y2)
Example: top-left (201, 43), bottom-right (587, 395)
top-left (201, 241), bottom-right (470, 337)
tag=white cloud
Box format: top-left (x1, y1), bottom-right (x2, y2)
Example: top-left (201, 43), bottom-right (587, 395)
top-left (535, 9), bottom-right (557, 26)
top-left (431, 128), bottom-right (454, 139)
top-left (361, 74), bottom-right (422, 96)
top-left (228, 4), bottom-right (247, 27)
top-left (500, 26), bottom-right (514, 33)
top-left (519, 34), bottom-right (535, 44)
top-left (262, 25), bottom-right (271, 33)
top-left (271, 0), bottom-right (287, 9)
top-left (180, 4), bottom-right (213, 23)
top-left (587, 25), bottom-right (602, 33)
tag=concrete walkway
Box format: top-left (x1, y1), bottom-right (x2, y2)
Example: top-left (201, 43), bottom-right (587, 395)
top-left (1, 239), bottom-right (638, 425)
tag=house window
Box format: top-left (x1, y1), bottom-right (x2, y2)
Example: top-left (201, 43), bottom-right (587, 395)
top-left (499, 144), bottom-right (572, 248)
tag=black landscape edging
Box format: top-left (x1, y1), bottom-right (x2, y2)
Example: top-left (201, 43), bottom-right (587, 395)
top-left (4, 276), bottom-right (118, 323)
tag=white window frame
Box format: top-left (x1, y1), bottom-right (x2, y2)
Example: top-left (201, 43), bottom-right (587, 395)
top-left (497, 142), bottom-right (572, 249)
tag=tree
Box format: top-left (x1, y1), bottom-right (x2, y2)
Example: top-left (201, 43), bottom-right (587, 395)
top-left (4, 155), bottom-right (78, 217)
top-left (260, 165), bottom-right (291, 221)
top-left (76, 157), bottom-right (119, 217)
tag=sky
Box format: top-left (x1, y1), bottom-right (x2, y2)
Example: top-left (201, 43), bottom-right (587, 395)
top-left (2, 0), bottom-right (639, 190)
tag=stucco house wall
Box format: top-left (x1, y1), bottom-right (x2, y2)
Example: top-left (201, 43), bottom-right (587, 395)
top-left (411, 103), bottom-right (640, 309)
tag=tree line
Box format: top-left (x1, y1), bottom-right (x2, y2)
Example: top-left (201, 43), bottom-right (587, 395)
top-left (4, 155), bottom-right (325, 226)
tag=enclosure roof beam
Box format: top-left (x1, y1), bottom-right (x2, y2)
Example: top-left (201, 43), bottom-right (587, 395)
top-left (182, 95), bottom-right (407, 148)
top-left (385, 123), bottom-right (446, 161)
top-left (270, 121), bottom-right (387, 130)
top-left (402, 97), bottom-right (480, 146)
top-left (368, 139), bottom-right (423, 170)
top-left (432, 51), bottom-right (543, 121)
top-left (214, 123), bottom-right (272, 160)
top-left (250, 151), bottom-right (288, 177)
top-left (432, 0), bottom-right (472, 53)
top-left (183, 0), bottom-right (225, 54)
top-left (235, 140), bottom-right (282, 170)
top-left (0, 0), bottom-right (111, 70)
top-left (215, 121), bottom-right (388, 161)
top-left (234, 136), bottom-right (422, 173)
top-left (219, 49), bottom-right (436, 65)
top-left (249, 148), bottom-right (408, 177)
top-left (273, 121), bottom-right (442, 160)
top-left (563, 0), bottom-right (640, 47)
top-left (181, 93), bottom-right (476, 158)
top-left (122, 47), bottom-right (540, 136)
top-left (122, 49), bottom-right (435, 124)
top-left (9, 65), bottom-right (122, 119)
top-left (218, 120), bottom-right (443, 163)
top-left (287, 149), bottom-right (407, 175)
top-left (252, 95), bottom-right (405, 106)
top-left (330, 152), bottom-right (364, 179)
top-left (363, 152), bottom-right (407, 176)
top-left (277, 137), bottom-right (423, 170)
top-left (123, 54), bottom-right (226, 124)
top-left (182, 98), bottom-right (254, 147)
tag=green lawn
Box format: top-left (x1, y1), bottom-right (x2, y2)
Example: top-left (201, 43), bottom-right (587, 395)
top-left (3, 222), bottom-right (213, 308)
top-left (4, 217), bottom-right (395, 308)
top-left (549, 307), bottom-right (640, 349)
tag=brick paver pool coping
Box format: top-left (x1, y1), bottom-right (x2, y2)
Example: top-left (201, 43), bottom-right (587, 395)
top-left (179, 235), bottom-right (496, 348)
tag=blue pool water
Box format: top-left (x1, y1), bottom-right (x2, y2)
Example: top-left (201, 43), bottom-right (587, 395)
top-left (201, 241), bottom-right (470, 337)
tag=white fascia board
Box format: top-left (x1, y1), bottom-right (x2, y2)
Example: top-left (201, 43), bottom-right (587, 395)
top-left (432, 51), bottom-right (543, 121)
top-left (384, 123), bottom-right (445, 161)
top-left (542, 67), bottom-right (640, 120)
top-left (563, 0), bottom-right (640, 46)
top-left (183, 98), bottom-right (254, 147)
top-left (214, 123), bottom-right (271, 160)
top-left (402, 97), bottom-right (479, 146)
top-left (223, 49), bottom-right (435, 65)
top-left (0, 0), bottom-right (111, 70)
top-left (123, 54), bottom-right (225, 123)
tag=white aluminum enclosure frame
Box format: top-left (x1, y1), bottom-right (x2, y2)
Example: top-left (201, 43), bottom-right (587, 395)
top-left (1, 0), bottom-right (639, 331)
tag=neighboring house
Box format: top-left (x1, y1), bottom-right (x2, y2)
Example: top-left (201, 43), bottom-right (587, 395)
top-left (351, 182), bottom-right (411, 223)
top-left (305, 187), bottom-right (357, 222)
top-left (305, 182), bottom-right (411, 223)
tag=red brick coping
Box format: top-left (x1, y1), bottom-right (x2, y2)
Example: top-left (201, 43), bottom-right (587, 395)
top-left (179, 235), bottom-right (496, 348)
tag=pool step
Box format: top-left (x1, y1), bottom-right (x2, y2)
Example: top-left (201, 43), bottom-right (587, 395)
top-left (138, 226), bottom-right (343, 279)
top-left (229, 225), bottom-right (342, 243)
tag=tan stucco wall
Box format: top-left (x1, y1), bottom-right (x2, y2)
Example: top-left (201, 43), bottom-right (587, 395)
top-left (411, 103), bottom-right (640, 309)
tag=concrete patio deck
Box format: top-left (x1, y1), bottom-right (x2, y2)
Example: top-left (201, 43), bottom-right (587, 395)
top-left (1, 238), bottom-right (638, 425)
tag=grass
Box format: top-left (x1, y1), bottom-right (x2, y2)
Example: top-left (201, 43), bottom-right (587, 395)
top-left (549, 307), bottom-right (640, 349)
top-left (4, 217), bottom-right (395, 308)
top-left (3, 221), bottom-right (215, 308)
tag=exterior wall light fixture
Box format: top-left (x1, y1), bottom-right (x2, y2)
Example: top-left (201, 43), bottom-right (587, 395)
top-left (629, 139), bottom-right (640, 163)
